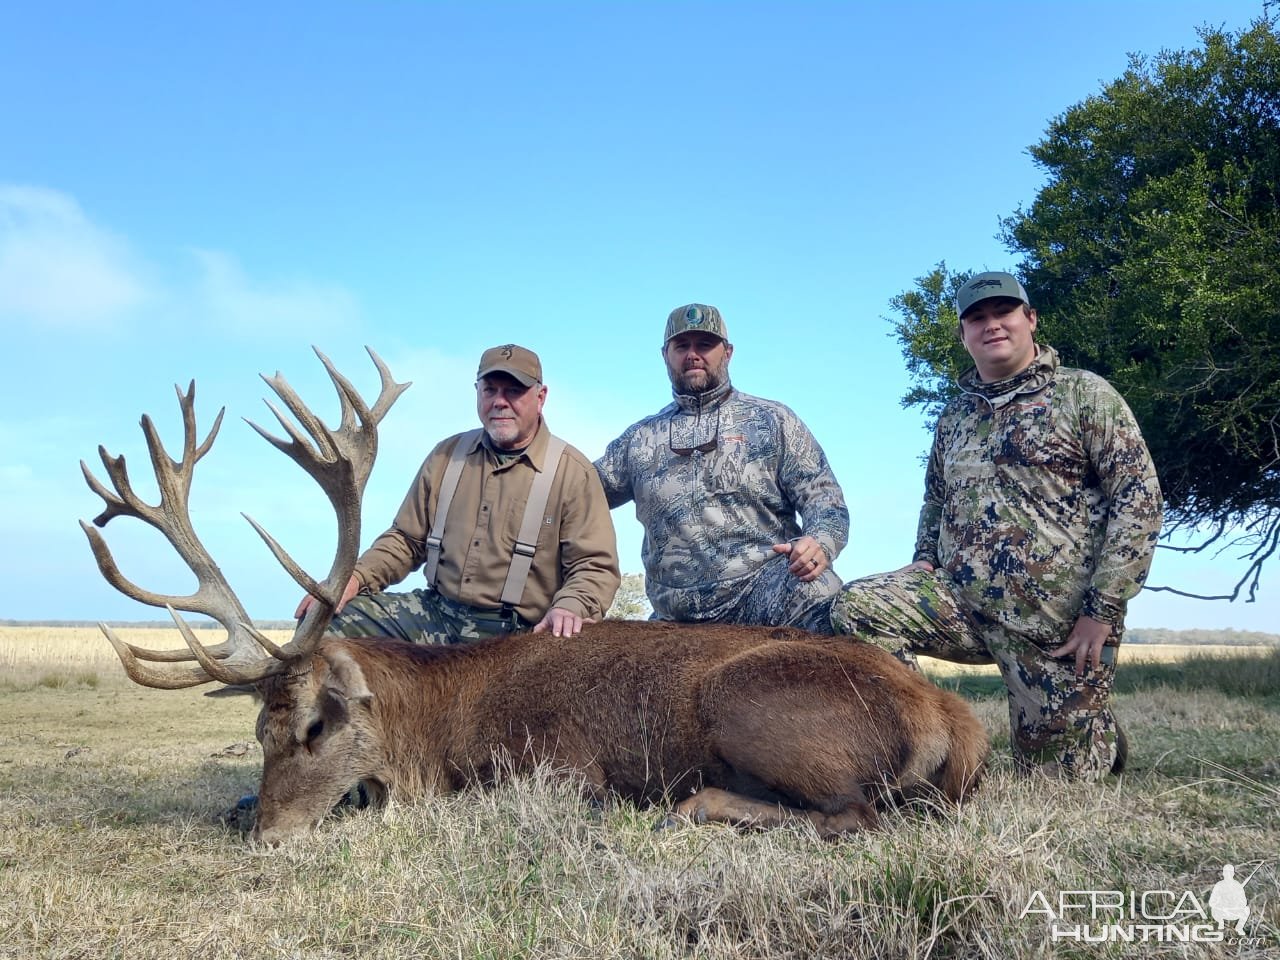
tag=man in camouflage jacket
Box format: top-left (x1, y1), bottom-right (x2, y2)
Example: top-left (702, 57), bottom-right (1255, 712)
top-left (831, 273), bottom-right (1162, 780)
top-left (596, 303), bottom-right (849, 632)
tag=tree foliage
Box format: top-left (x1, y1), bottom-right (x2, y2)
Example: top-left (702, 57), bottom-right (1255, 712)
top-left (607, 572), bottom-right (652, 620)
top-left (887, 263), bottom-right (974, 421)
top-left (891, 17), bottom-right (1280, 601)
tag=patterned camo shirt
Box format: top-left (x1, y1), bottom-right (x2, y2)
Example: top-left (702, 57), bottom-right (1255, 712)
top-left (915, 345), bottom-right (1163, 643)
top-left (596, 379), bottom-right (849, 621)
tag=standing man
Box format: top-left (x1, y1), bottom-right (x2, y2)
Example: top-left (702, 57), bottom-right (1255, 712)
top-left (831, 272), bottom-right (1162, 779)
top-left (595, 303), bottom-right (848, 632)
top-left (298, 343), bottom-right (620, 642)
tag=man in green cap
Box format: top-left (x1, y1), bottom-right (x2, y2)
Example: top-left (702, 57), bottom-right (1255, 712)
top-left (830, 272), bottom-right (1163, 780)
top-left (596, 303), bottom-right (849, 631)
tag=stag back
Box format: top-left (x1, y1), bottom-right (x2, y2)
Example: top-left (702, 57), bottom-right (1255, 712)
top-left (80, 347), bottom-right (409, 688)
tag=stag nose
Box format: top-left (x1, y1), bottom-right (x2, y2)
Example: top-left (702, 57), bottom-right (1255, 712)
top-left (253, 823), bottom-right (288, 847)
top-left (253, 813), bottom-right (318, 847)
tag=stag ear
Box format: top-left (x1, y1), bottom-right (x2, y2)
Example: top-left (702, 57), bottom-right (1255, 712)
top-left (321, 645), bottom-right (374, 707)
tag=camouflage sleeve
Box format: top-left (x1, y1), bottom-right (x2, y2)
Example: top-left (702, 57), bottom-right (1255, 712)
top-left (549, 453), bottom-right (622, 619)
top-left (912, 422), bottom-right (946, 566)
top-left (593, 429), bottom-right (636, 511)
top-left (1076, 375), bottom-right (1163, 623)
top-left (777, 407), bottom-right (849, 561)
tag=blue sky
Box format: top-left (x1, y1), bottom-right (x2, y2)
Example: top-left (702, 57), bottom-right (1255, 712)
top-left (2, 1), bottom-right (1274, 630)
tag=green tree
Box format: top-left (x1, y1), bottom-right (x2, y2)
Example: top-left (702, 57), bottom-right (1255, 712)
top-left (891, 17), bottom-right (1280, 602)
top-left (607, 572), bottom-right (651, 620)
top-left (887, 263), bottom-right (973, 421)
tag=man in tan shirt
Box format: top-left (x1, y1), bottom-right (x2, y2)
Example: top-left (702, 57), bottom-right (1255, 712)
top-left (296, 344), bottom-right (620, 641)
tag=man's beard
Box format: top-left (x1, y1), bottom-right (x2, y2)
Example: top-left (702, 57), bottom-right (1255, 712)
top-left (671, 364), bottom-right (727, 396)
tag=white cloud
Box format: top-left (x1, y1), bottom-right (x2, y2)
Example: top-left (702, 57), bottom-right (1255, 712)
top-left (0, 185), bottom-right (150, 327)
top-left (191, 249), bottom-right (362, 337)
top-left (0, 183), bottom-right (365, 340)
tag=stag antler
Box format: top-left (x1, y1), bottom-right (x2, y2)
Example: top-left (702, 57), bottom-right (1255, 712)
top-left (80, 347), bottom-right (410, 689)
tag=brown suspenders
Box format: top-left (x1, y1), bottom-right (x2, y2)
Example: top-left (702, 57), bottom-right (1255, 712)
top-left (423, 429), bottom-right (568, 614)
top-left (422, 430), bottom-right (481, 590)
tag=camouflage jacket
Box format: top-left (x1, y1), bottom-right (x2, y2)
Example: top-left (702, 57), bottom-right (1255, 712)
top-left (596, 379), bottom-right (849, 621)
top-left (915, 346), bottom-right (1162, 642)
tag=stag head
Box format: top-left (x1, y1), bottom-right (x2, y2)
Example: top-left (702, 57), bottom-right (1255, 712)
top-left (81, 347), bottom-right (409, 840)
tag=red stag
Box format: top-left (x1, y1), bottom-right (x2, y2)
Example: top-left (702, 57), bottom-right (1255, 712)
top-left (82, 349), bottom-right (987, 843)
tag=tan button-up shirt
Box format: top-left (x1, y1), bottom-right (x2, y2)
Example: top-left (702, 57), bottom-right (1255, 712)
top-left (354, 420), bottom-right (620, 623)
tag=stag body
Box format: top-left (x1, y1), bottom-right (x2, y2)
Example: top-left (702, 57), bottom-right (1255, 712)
top-left (82, 349), bottom-right (986, 844)
top-left (253, 621), bottom-right (988, 842)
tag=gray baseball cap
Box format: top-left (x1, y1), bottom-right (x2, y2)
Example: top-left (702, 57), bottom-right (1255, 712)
top-left (956, 272), bottom-right (1030, 318)
top-left (664, 303), bottom-right (728, 344)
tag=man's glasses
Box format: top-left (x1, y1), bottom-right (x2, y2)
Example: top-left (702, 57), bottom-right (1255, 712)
top-left (669, 413), bottom-right (719, 456)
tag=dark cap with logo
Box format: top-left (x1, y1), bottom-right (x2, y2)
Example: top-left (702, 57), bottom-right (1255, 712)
top-left (477, 344), bottom-right (542, 387)
top-left (664, 303), bottom-right (728, 344)
top-left (956, 272), bottom-right (1031, 318)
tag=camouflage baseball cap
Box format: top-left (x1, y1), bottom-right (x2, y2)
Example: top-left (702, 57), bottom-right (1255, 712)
top-left (956, 272), bottom-right (1030, 318)
top-left (664, 303), bottom-right (728, 344)
top-left (477, 344), bottom-right (542, 387)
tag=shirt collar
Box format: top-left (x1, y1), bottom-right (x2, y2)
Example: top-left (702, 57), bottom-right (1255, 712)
top-left (672, 377), bottom-right (734, 414)
top-left (479, 418), bottom-right (552, 469)
top-left (959, 344), bottom-right (1059, 401)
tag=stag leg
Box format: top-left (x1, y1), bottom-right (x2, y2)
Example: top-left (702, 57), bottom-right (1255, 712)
top-left (664, 786), bottom-right (878, 838)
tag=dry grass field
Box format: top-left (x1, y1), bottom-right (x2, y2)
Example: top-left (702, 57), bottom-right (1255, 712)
top-left (1, 625), bottom-right (1277, 959)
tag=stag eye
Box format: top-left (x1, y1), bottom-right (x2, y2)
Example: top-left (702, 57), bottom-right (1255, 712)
top-left (305, 719), bottom-right (325, 743)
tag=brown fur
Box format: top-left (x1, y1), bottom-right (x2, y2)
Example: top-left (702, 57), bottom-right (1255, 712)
top-left (251, 621), bottom-right (989, 842)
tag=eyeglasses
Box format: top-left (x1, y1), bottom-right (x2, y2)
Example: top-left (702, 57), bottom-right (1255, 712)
top-left (669, 412), bottom-right (719, 456)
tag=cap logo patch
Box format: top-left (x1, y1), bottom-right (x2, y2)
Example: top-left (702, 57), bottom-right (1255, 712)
top-left (968, 278), bottom-right (1004, 292)
top-left (685, 306), bottom-right (703, 325)
top-left (499, 345), bottom-right (514, 358)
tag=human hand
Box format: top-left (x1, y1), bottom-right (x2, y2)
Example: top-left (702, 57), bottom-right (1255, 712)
top-left (896, 560), bottom-right (935, 574)
top-left (294, 573), bottom-right (362, 619)
top-left (532, 606), bottom-right (595, 638)
top-left (772, 536), bottom-right (828, 582)
top-left (1049, 614), bottom-right (1113, 677)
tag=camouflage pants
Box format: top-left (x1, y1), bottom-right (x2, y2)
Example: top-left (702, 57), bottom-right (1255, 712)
top-left (829, 568), bottom-right (1122, 781)
top-left (329, 588), bottom-right (529, 644)
top-left (664, 557), bottom-right (840, 633)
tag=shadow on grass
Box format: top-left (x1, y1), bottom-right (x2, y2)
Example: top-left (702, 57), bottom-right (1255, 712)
top-left (928, 648), bottom-right (1280, 702)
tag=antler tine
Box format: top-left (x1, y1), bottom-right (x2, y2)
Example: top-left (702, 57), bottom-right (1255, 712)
top-left (261, 370), bottom-right (340, 460)
top-left (98, 622), bottom-right (230, 690)
top-left (242, 513), bottom-right (330, 602)
top-left (166, 605), bottom-right (308, 685)
top-left (81, 456), bottom-right (135, 528)
top-left (88, 444), bottom-right (158, 528)
top-left (351, 346), bottom-right (411, 428)
top-left (244, 398), bottom-right (322, 465)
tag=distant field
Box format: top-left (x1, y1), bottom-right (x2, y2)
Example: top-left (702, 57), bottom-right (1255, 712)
top-left (921, 641), bottom-right (1272, 678)
top-left (0, 625), bottom-right (297, 685)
